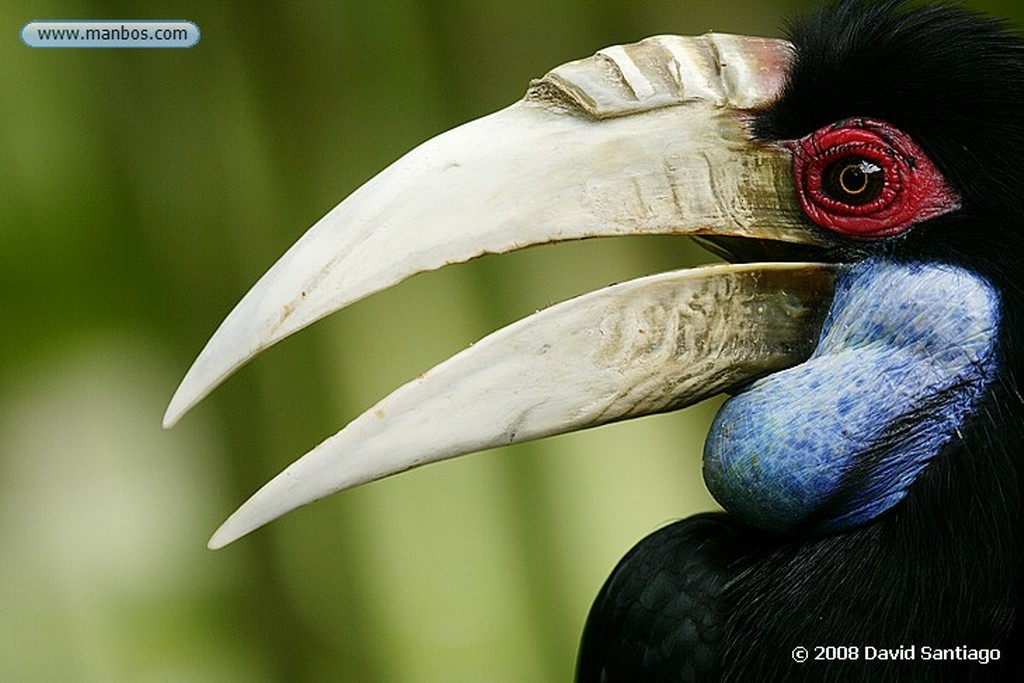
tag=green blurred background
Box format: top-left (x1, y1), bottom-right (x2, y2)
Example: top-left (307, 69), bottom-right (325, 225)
top-left (3, 1), bottom-right (1021, 680)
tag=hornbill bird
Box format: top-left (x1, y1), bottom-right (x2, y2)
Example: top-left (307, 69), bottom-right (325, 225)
top-left (165, 0), bottom-right (1024, 679)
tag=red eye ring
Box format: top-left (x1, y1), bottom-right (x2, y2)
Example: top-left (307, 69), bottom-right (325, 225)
top-left (787, 118), bottom-right (960, 239)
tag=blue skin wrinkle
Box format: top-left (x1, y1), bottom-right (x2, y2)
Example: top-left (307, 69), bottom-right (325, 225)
top-left (703, 258), bottom-right (1001, 534)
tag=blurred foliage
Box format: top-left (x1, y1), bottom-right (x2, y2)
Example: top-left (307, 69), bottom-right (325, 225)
top-left (2, 0), bottom-right (1023, 680)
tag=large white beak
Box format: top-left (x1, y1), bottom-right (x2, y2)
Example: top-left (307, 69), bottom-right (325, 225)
top-left (164, 33), bottom-right (840, 548)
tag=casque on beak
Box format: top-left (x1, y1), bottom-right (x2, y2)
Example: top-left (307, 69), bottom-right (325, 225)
top-left (163, 33), bottom-right (840, 548)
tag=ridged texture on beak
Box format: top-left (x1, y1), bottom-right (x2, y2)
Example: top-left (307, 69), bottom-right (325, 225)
top-left (164, 34), bottom-right (810, 427)
top-left (208, 263), bottom-right (837, 548)
top-left (162, 32), bottom-right (839, 548)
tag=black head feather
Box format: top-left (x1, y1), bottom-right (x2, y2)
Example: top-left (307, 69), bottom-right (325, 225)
top-left (580, 4), bottom-right (1024, 680)
top-left (600, 3), bottom-right (1024, 679)
top-left (756, 0), bottom-right (1024, 257)
top-left (738, 5), bottom-right (1024, 679)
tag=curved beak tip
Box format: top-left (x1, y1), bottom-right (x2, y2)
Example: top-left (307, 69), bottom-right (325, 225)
top-left (168, 32), bottom-right (839, 545)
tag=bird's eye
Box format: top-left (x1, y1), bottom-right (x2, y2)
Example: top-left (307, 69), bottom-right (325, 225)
top-left (788, 118), bottom-right (960, 239)
top-left (823, 158), bottom-right (883, 205)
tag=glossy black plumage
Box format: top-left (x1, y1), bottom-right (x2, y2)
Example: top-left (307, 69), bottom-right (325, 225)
top-left (577, 514), bottom-right (732, 682)
top-left (577, 1), bottom-right (1024, 680)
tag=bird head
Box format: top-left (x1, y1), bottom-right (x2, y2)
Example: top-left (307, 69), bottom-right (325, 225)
top-left (165, 0), bottom-right (1024, 547)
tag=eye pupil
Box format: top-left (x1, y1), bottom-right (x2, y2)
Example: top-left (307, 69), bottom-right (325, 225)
top-left (823, 157), bottom-right (884, 206)
top-left (840, 165), bottom-right (868, 194)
